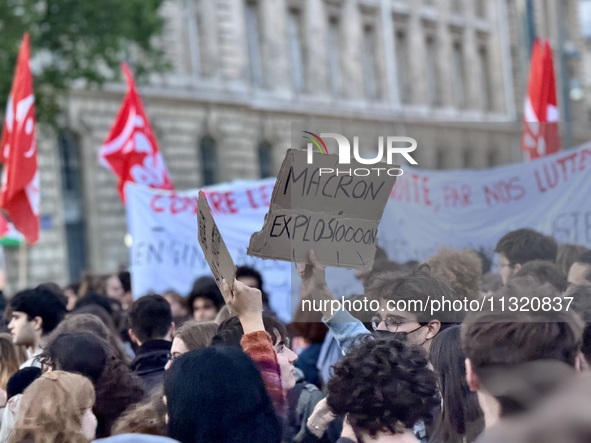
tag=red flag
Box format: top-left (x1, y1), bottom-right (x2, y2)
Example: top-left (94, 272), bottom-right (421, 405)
top-left (0, 34), bottom-right (40, 244)
top-left (521, 38), bottom-right (561, 160)
top-left (99, 63), bottom-right (173, 200)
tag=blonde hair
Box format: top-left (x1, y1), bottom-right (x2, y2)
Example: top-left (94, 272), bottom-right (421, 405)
top-left (0, 333), bottom-right (24, 390)
top-left (112, 388), bottom-right (167, 436)
top-left (174, 320), bottom-right (218, 350)
top-left (8, 371), bottom-right (96, 443)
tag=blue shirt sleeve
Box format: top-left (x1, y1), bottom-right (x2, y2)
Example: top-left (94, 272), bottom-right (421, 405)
top-left (322, 308), bottom-right (369, 355)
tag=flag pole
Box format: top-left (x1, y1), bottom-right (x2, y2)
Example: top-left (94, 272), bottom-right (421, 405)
top-left (554, 0), bottom-right (573, 150)
top-left (18, 242), bottom-right (27, 289)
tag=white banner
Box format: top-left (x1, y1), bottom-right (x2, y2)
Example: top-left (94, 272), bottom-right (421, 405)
top-left (125, 179), bottom-right (296, 321)
top-left (126, 144), bottom-right (591, 321)
top-left (380, 143), bottom-right (591, 264)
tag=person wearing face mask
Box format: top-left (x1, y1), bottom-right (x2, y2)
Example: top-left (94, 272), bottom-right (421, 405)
top-left (297, 251), bottom-right (455, 443)
top-left (298, 250), bottom-right (455, 356)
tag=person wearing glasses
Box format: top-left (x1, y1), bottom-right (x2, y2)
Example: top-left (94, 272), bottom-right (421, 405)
top-left (298, 250), bottom-right (455, 355)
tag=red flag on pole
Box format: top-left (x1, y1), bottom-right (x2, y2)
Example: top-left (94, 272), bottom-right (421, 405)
top-left (0, 34), bottom-right (40, 245)
top-left (521, 38), bottom-right (561, 160)
top-left (99, 63), bottom-right (174, 201)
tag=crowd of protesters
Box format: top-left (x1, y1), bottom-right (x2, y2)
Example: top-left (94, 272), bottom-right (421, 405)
top-left (0, 230), bottom-right (590, 442)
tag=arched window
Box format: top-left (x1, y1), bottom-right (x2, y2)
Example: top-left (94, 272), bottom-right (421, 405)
top-left (58, 130), bottom-right (87, 282)
top-left (435, 149), bottom-right (446, 170)
top-left (200, 135), bottom-right (218, 185)
top-left (487, 149), bottom-right (498, 167)
top-left (462, 147), bottom-right (473, 168)
top-left (258, 142), bottom-right (273, 178)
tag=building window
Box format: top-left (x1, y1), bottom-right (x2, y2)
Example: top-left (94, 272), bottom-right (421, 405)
top-left (452, 41), bottom-right (466, 109)
top-left (200, 135), bottom-right (218, 185)
top-left (58, 131), bottom-right (87, 282)
top-left (435, 149), bottom-right (446, 169)
top-left (487, 149), bottom-right (498, 167)
top-left (462, 147), bottom-right (473, 168)
top-left (478, 44), bottom-right (493, 111)
top-left (425, 36), bottom-right (441, 106)
top-left (182, 0), bottom-right (201, 77)
top-left (288, 8), bottom-right (305, 93)
top-left (395, 30), bottom-right (411, 104)
top-left (327, 16), bottom-right (342, 96)
top-left (475, 0), bottom-right (486, 18)
top-left (246, 1), bottom-right (264, 87)
top-left (362, 24), bottom-right (379, 100)
top-left (195, 4), bottom-right (208, 76)
top-left (258, 142), bottom-right (273, 178)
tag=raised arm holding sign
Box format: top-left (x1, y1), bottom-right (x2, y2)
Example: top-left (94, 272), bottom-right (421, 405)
top-left (196, 191), bottom-right (236, 291)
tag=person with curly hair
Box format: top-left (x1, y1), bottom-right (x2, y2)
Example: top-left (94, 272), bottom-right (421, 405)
top-left (327, 335), bottom-right (439, 443)
top-left (8, 370), bottom-right (97, 443)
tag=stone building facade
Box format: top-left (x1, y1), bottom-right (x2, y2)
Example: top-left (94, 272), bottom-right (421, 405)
top-left (5, 0), bottom-right (588, 291)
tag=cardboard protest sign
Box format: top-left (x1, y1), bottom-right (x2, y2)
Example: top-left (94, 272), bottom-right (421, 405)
top-left (248, 149), bottom-right (398, 268)
top-left (197, 191), bottom-right (236, 290)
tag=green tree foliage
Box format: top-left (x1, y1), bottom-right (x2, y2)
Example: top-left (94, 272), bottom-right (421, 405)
top-left (0, 0), bottom-right (169, 125)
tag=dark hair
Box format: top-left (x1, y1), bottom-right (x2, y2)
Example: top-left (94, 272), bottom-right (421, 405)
top-left (187, 277), bottom-right (225, 314)
top-left (74, 293), bottom-right (114, 316)
top-left (495, 228), bottom-right (558, 266)
top-left (70, 305), bottom-right (130, 363)
top-left (474, 248), bottom-right (493, 275)
top-left (40, 332), bottom-right (108, 383)
top-left (118, 271), bottom-right (131, 293)
top-left (36, 282), bottom-right (68, 307)
top-left (164, 347), bottom-right (282, 443)
top-left (430, 326), bottom-right (483, 443)
top-left (327, 334), bottom-right (439, 438)
top-left (556, 244), bottom-right (588, 275)
top-left (9, 287), bottom-right (66, 334)
top-left (235, 267), bottom-right (270, 305)
top-left (93, 349), bottom-right (145, 437)
top-left (568, 285), bottom-right (591, 364)
top-left (365, 267), bottom-right (457, 324)
top-left (65, 282), bottom-right (81, 295)
top-left (211, 315), bottom-right (288, 348)
top-left (461, 278), bottom-right (583, 372)
top-left (514, 260), bottom-right (567, 292)
top-left (6, 367), bottom-right (42, 400)
top-left (40, 331), bottom-right (144, 437)
top-left (577, 250), bottom-right (591, 265)
top-left (573, 251), bottom-right (591, 284)
top-left (235, 266), bottom-right (264, 290)
top-left (128, 295), bottom-right (173, 343)
top-left (288, 321), bottom-right (328, 345)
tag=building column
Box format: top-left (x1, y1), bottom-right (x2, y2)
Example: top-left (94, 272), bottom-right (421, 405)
top-left (341, 0), bottom-right (364, 100)
top-left (260, 0), bottom-right (290, 92)
top-left (303, 0), bottom-right (329, 95)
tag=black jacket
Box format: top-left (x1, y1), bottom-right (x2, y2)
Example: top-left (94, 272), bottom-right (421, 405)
top-left (129, 339), bottom-right (171, 393)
